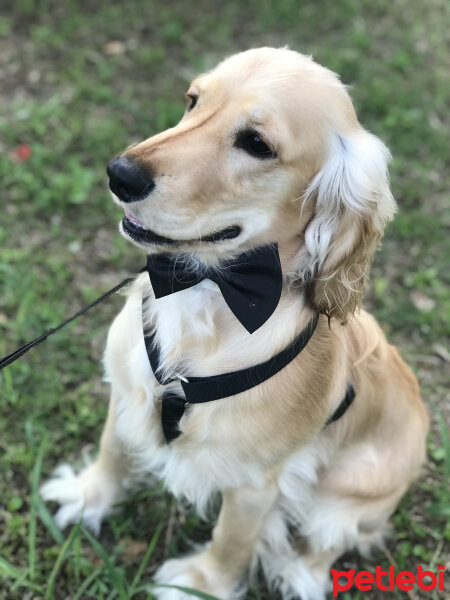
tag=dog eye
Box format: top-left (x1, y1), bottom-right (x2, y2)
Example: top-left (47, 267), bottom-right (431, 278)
top-left (185, 94), bottom-right (198, 111)
top-left (235, 130), bottom-right (276, 159)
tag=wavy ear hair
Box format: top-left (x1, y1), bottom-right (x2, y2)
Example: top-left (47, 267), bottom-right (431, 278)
top-left (298, 130), bottom-right (397, 322)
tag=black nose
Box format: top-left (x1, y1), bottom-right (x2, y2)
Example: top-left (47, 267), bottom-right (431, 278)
top-left (107, 156), bottom-right (155, 203)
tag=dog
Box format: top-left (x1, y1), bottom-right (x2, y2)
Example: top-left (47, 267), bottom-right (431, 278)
top-left (41, 48), bottom-right (428, 600)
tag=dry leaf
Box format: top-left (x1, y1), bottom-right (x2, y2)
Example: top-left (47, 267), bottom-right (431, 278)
top-left (410, 290), bottom-right (436, 312)
top-left (103, 41), bottom-right (126, 55)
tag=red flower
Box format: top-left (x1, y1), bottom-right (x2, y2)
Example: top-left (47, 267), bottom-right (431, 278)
top-left (13, 144), bottom-right (32, 162)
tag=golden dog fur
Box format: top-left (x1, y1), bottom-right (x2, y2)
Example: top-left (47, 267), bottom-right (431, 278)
top-left (41, 48), bottom-right (428, 600)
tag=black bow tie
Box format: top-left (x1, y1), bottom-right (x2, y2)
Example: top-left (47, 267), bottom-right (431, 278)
top-left (146, 243), bottom-right (282, 333)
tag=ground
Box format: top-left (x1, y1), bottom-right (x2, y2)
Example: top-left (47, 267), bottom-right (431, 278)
top-left (0, 1), bottom-right (449, 599)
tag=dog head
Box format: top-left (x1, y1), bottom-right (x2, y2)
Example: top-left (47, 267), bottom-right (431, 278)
top-left (108, 47), bottom-right (396, 321)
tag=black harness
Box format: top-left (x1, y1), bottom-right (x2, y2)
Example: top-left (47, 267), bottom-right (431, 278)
top-left (143, 308), bottom-right (355, 443)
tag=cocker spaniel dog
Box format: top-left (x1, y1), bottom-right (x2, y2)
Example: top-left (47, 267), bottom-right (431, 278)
top-left (41, 48), bottom-right (428, 600)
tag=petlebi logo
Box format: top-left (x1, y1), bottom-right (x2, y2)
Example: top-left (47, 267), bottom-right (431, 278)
top-left (330, 563), bottom-right (446, 596)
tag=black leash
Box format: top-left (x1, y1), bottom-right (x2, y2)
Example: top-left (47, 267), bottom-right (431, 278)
top-left (0, 270), bottom-right (145, 371)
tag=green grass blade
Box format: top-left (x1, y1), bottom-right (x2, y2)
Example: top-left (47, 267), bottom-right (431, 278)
top-left (0, 557), bottom-right (44, 594)
top-left (33, 492), bottom-right (65, 545)
top-left (28, 494), bottom-right (37, 580)
top-left (250, 586), bottom-right (263, 600)
top-left (435, 410), bottom-right (450, 476)
top-left (147, 583), bottom-right (222, 600)
top-left (0, 556), bottom-right (24, 579)
top-left (82, 527), bottom-right (128, 600)
top-left (29, 434), bottom-right (49, 580)
top-left (128, 522), bottom-right (163, 597)
top-left (71, 567), bottom-right (102, 600)
top-left (45, 521), bottom-right (81, 600)
top-left (11, 573), bottom-right (45, 594)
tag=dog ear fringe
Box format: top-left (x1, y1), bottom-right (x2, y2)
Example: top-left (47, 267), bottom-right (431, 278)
top-left (301, 130), bottom-right (397, 323)
top-left (312, 220), bottom-right (383, 324)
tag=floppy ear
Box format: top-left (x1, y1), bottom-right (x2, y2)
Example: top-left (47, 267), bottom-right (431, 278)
top-left (297, 130), bottom-right (397, 322)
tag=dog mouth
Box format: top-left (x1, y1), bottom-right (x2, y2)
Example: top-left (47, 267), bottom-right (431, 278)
top-left (121, 213), bottom-right (241, 246)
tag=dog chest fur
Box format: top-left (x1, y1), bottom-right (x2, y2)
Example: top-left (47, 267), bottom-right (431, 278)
top-left (103, 273), bottom-right (341, 510)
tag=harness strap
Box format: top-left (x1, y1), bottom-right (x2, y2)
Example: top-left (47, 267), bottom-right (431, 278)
top-left (161, 392), bottom-right (189, 444)
top-left (143, 323), bottom-right (168, 386)
top-left (326, 384), bottom-right (355, 426)
top-left (144, 305), bottom-right (355, 443)
top-left (161, 383), bottom-right (355, 443)
top-left (181, 314), bottom-right (319, 404)
top-left (144, 312), bottom-right (319, 392)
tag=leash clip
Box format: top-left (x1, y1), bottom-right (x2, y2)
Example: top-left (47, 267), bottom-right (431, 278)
top-left (175, 373), bottom-right (189, 384)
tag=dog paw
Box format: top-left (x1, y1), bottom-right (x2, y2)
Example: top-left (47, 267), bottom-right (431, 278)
top-left (40, 463), bottom-right (122, 535)
top-left (154, 552), bottom-right (243, 600)
top-left (273, 557), bottom-right (328, 600)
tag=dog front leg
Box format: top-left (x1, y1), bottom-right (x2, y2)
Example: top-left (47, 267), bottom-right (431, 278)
top-left (40, 392), bottom-right (128, 535)
top-left (155, 480), bottom-right (278, 600)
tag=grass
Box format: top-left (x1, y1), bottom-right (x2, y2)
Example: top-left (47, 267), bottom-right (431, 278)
top-left (0, 0), bottom-right (448, 598)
